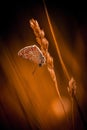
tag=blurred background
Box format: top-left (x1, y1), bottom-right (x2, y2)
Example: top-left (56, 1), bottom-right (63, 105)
top-left (0, 0), bottom-right (87, 130)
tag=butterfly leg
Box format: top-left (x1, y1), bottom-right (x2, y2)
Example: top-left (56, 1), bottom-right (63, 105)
top-left (32, 64), bottom-right (38, 75)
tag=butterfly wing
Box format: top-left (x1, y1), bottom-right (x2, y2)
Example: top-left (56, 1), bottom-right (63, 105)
top-left (18, 45), bottom-right (46, 66)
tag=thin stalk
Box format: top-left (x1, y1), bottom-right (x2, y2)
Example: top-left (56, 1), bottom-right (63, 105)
top-left (42, 0), bottom-right (70, 81)
top-left (42, 0), bottom-right (70, 128)
top-left (71, 98), bottom-right (75, 130)
top-left (74, 95), bottom-right (87, 130)
top-left (54, 79), bottom-right (70, 130)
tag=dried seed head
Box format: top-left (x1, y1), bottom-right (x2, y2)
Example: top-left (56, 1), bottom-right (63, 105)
top-left (67, 77), bottom-right (77, 97)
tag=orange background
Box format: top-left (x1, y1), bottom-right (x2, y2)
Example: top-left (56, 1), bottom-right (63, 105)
top-left (0, 1), bottom-right (87, 130)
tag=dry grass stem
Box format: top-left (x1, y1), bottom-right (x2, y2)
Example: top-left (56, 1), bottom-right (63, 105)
top-left (29, 19), bottom-right (69, 128)
top-left (30, 18), bottom-right (58, 93)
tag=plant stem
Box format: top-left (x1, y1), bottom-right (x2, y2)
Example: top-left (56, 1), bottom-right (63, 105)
top-left (74, 95), bottom-right (87, 130)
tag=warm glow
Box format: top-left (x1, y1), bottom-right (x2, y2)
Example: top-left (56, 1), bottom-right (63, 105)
top-left (0, 2), bottom-right (86, 130)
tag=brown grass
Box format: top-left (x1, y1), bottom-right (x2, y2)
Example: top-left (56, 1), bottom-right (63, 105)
top-left (29, 19), bottom-right (69, 129)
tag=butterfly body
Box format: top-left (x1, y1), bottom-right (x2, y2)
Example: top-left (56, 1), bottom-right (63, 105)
top-left (18, 45), bottom-right (46, 66)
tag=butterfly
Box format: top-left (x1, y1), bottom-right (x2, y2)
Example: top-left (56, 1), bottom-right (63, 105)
top-left (18, 44), bottom-right (46, 67)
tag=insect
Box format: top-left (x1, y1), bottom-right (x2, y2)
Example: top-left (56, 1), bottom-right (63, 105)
top-left (18, 44), bottom-right (46, 67)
